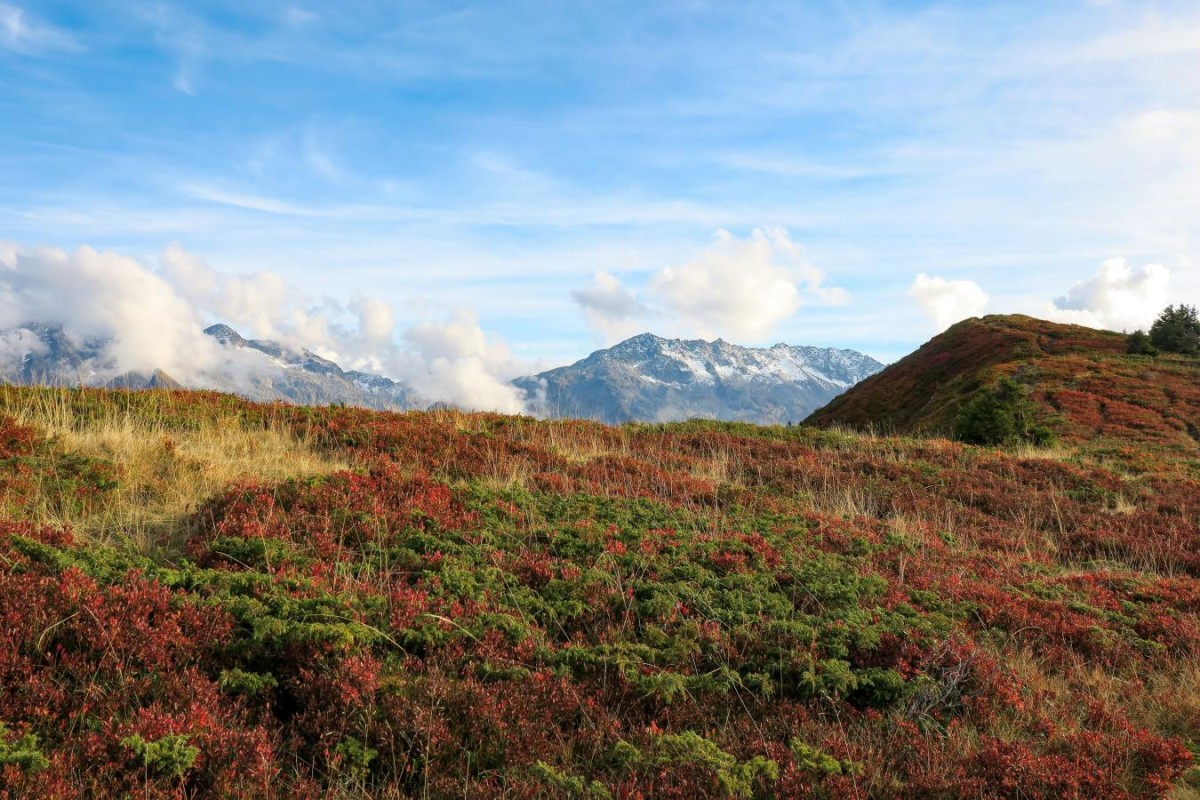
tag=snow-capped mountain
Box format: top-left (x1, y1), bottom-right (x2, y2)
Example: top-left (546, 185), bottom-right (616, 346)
top-left (0, 323), bottom-right (424, 411)
top-left (512, 333), bottom-right (884, 424)
top-left (199, 324), bottom-right (425, 409)
top-left (0, 323), bottom-right (109, 385)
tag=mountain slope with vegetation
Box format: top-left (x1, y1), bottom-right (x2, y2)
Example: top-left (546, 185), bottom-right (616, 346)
top-left (0, 383), bottom-right (1197, 798)
top-left (807, 314), bottom-right (1200, 462)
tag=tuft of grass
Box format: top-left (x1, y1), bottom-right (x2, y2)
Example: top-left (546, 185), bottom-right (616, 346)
top-left (534, 419), bottom-right (630, 465)
top-left (687, 445), bottom-right (744, 488)
top-left (1012, 442), bottom-right (1075, 462)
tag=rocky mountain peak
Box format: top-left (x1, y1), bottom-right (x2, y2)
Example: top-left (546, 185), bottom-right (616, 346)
top-left (203, 324), bottom-right (247, 347)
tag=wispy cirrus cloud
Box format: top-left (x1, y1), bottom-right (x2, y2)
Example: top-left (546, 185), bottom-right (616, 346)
top-left (0, 3), bottom-right (79, 54)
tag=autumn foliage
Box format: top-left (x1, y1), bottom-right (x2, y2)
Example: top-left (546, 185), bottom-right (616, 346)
top-left (0, 375), bottom-right (1196, 797)
top-left (808, 315), bottom-right (1200, 463)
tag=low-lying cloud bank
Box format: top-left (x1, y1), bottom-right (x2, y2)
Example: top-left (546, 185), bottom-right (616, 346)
top-left (0, 241), bottom-right (527, 412)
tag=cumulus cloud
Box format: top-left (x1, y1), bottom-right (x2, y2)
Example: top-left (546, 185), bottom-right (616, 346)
top-left (159, 243), bottom-right (315, 344)
top-left (1046, 258), bottom-right (1170, 332)
top-left (0, 244), bottom-right (222, 379)
top-left (651, 228), bottom-right (848, 340)
top-left (403, 310), bottom-right (527, 414)
top-left (0, 240), bottom-right (530, 413)
top-left (907, 273), bottom-right (989, 332)
top-left (160, 247), bottom-right (530, 411)
top-left (350, 296), bottom-right (395, 343)
top-left (570, 271), bottom-right (647, 342)
top-left (573, 228), bottom-right (849, 343)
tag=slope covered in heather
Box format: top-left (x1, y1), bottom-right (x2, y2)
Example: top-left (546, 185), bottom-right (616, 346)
top-left (807, 314), bottom-right (1200, 460)
top-left (0, 386), bottom-right (1197, 798)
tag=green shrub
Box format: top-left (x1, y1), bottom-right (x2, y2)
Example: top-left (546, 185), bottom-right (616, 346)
top-left (953, 377), bottom-right (1053, 446)
top-left (631, 731), bottom-right (780, 798)
top-left (335, 737), bottom-right (379, 785)
top-left (0, 724), bottom-right (50, 773)
top-left (218, 668), bottom-right (279, 696)
top-left (530, 762), bottom-right (613, 799)
top-left (1125, 330), bottom-right (1158, 356)
top-left (121, 733), bottom-right (199, 780)
top-left (789, 739), bottom-right (858, 776)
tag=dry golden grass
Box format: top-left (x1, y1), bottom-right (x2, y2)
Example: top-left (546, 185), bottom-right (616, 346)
top-left (1012, 442), bottom-right (1076, 461)
top-left (687, 445), bottom-right (744, 488)
top-left (1171, 783), bottom-right (1200, 800)
top-left (424, 406), bottom-right (490, 433)
top-left (1107, 493), bottom-right (1139, 515)
top-left (475, 450), bottom-right (532, 491)
top-left (6, 389), bottom-right (350, 554)
top-left (1140, 660), bottom-right (1200, 747)
top-left (805, 470), bottom-right (883, 519)
top-left (534, 419), bottom-right (630, 465)
top-left (1003, 645), bottom-right (1200, 797)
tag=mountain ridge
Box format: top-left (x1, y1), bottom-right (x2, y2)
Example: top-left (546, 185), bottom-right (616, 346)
top-left (515, 332), bottom-right (883, 424)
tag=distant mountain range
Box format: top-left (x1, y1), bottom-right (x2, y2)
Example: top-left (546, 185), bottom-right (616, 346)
top-left (0, 323), bottom-right (883, 424)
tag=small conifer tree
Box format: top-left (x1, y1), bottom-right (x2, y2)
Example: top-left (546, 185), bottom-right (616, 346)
top-left (1149, 305), bottom-right (1200, 355)
top-left (1126, 329), bottom-right (1158, 356)
top-left (954, 377), bottom-right (1053, 446)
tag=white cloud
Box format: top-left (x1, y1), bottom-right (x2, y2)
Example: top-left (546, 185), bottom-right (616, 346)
top-left (284, 7), bottom-right (319, 26)
top-left (0, 240), bottom-right (531, 413)
top-left (652, 228), bottom-right (802, 340)
top-left (0, 3), bottom-right (78, 54)
top-left (160, 245), bottom-right (532, 411)
top-left (1078, 21), bottom-right (1200, 62)
top-left (0, 244), bottom-right (222, 380)
top-left (303, 133), bottom-right (341, 180)
top-left (159, 243), bottom-right (311, 344)
top-left (576, 227), bottom-right (844, 343)
top-left (403, 310), bottom-right (528, 413)
top-left (907, 273), bottom-right (989, 333)
top-left (1046, 257), bottom-right (1169, 332)
top-left (1129, 110), bottom-right (1200, 144)
top-left (665, 227), bottom-right (849, 340)
top-left (350, 296), bottom-right (395, 342)
top-left (570, 271), bottom-right (647, 342)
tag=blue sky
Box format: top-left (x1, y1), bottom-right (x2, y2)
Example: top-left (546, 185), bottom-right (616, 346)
top-left (2, 0), bottom-right (1198, 380)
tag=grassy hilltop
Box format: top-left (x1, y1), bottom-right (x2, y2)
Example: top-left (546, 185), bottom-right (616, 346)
top-left (0, 316), bottom-right (1198, 798)
top-left (808, 315), bottom-right (1200, 463)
